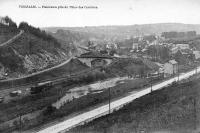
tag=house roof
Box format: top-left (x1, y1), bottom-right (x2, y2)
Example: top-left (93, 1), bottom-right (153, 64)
top-left (169, 60), bottom-right (177, 65)
top-left (180, 49), bottom-right (193, 54)
top-left (155, 62), bottom-right (164, 67)
top-left (143, 59), bottom-right (160, 70)
top-left (78, 51), bottom-right (112, 59)
top-left (176, 44), bottom-right (189, 47)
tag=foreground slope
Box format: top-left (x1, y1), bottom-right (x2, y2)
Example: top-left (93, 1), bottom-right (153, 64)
top-left (69, 76), bottom-right (200, 133)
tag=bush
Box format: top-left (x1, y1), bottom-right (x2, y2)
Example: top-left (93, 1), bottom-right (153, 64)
top-left (43, 105), bottom-right (57, 116)
top-left (18, 22), bottom-right (61, 48)
top-left (4, 16), bottom-right (17, 28)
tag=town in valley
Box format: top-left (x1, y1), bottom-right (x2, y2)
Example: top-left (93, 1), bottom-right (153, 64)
top-left (0, 5), bottom-right (200, 133)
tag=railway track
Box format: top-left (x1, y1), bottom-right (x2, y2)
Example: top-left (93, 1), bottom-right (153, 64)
top-left (36, 66), bottom-right (200, 133)
top-left (0, 67), bottom-right (98, 90)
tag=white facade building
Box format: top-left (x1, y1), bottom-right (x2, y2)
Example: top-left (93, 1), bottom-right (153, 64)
top-left (193, 51), bottom-right (200, 60)
top-left (164, 60), bottom-right (178, 77)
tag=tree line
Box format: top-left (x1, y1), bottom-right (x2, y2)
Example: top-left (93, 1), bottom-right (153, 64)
top-left (161, 31), bottom-right (197, 39)
top-left (18, 22), bottom-right (61, 47)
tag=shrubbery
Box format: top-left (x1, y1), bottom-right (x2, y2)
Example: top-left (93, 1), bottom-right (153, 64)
top-left (18, 22), bottom-right (61, 48)
top-left (4, 16), bottom-right (17, 29)
top-left (161, 31), bottom-right (197, 39)
top-left (65, 71), bottom-right (109, 86)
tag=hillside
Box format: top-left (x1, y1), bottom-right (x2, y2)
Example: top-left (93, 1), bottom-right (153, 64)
top-left (105, 58), bottom-right (152, 77)
top-left (49, 29), bottom-right (107, 50)
top-left (0, 17), bottom-right (76, 78)
top-left (0, 58), bottom-right (90, 89)
top-left (0, 24), bottom-right (19, 44)
top-left (44, 23), bottom-right (200, 40)
top-left (68, 76), bottom-right (200, 133)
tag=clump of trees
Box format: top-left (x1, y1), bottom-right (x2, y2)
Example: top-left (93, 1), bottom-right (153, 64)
top-left (143, 35), bottom-right (157, 43)
top-left (4, 16), bottom-right (17, 28)
top-left (105, 58), bottom-right (150, 77)
top-left (0, 47), bottom-right (23, 72)
top-left (18, 22), bottom-right (61, 47)
top-left (161, 31), bottom-right (197, 39)
top-left (0, 16), bottom-right (18, 34)
top-left (147, 45), bottom-right (170, 62)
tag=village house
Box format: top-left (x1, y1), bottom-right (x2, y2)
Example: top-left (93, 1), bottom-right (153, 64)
top-left (132, 43), bottom-right (139, 50)
top-left (171, 44), bottom-right (190, 54)
top-left (164, 60), bottom-right (178, 77)
top-left (193, 51), bottom-right (200, 60)
top-left (143, 59), bottom-right (160, 77)
top-left (176, 44), bottom-right (190, 49)
top-left (174, 49), bottom-right (194, 65)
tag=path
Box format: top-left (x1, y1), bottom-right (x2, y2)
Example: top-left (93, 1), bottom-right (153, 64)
top-left (0, 30), bottom-right (24, 47)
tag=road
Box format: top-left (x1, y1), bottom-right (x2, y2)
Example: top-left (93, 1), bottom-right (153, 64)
top-left (36, 67), bottom-right (200, 133)
top-left (0, 57), bottom-right (73, 82)
top-left (0, 29), bottom-right (72, 83)
top-left (0, 30), bottom-right (24, 47)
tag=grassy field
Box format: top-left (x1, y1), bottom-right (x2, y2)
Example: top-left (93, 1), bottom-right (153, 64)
top-left (0, 57), bottom-right (157, 132)
top-left (0, 68), bottom-right (110, 123)
top-left (68, 77), bottom-right (200, 133)
top-left (0, 77), bottom-right (150, 132)
top-left (21, 78), bottom-right (149, 132)
top-left (1, 58), bottom-right (197, 132)
top-left (41, 78), bottom-right (150, 122)
top-left (105, 58), bottom-right (152, 77)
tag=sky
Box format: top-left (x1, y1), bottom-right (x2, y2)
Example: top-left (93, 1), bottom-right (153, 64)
top-left (0, 0), bottom-right (200, 27)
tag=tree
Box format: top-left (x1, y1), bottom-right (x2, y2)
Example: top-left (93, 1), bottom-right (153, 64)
top-left (4, 16), bottom-right (17, 28)
top-left (147, 45), bottom-right (170, 62)
top-left (143, 35), bottom-right (156, 43)
top-left (161, 31), bottom-right (197, 39)
top-left (19, 22), bottom-right (61, 48)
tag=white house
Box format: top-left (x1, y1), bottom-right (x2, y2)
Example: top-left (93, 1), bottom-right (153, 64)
top-left (193, 51), bottom-right (200, 60)
top-left (171, 44), bottom-right (190, 54)
top-left (164, 60), bottom-right (178, 77)
top-left (132, 43), bottom-right (139, 50)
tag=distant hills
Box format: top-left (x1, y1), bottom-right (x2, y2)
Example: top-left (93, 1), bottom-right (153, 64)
top-left (44, 23), bottom-right (200, 40)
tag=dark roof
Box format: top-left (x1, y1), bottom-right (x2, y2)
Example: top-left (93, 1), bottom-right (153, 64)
top-left (78, 51), bottom-right (113, 59)
top-left (143, 59), bottom-right (160, 70)
top-left (180, 49), bottom-right (193, 54)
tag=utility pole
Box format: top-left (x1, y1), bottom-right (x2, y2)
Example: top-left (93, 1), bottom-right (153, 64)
top-left (108, 87), bottom-right (111, 114)
top-left (193, 97), bottom-right (196, 130)
top-left (196, 64), bottom-right (198, 75)
top-left (177, 63), bottom-right (179, 82)
top-left (150, 77), bottom-right (153, 92)
top-left (19, 114), bottom-right (22, 133)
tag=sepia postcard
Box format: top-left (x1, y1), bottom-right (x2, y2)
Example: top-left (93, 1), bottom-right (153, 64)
top-left (0, 0), bottom-right (200, 133)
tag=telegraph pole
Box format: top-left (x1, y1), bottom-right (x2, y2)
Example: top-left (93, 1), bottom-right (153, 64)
top-left (196, 63), bottom-right (198, 75)
top-left (16, 104), bottom-right (22, 133)
top-left (150, 77), bottom-right (153, 92)
top-left (177, 63), bottom-right (179, 82)
top-left (19, 114), bottom-right (22, 133)
top-left (108, 87), bottom-right (111, 114)
top-left (193, 97), bottom-right (196, 130)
